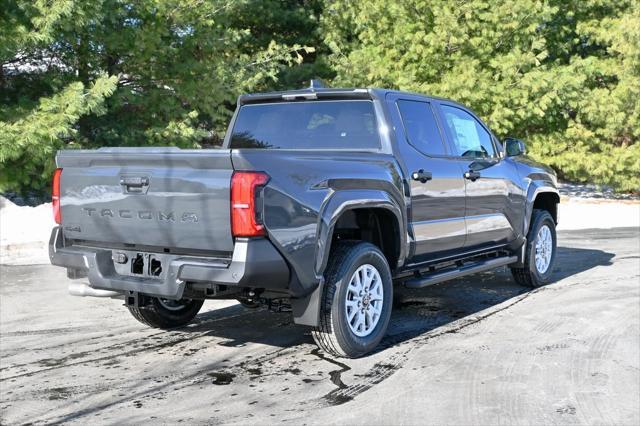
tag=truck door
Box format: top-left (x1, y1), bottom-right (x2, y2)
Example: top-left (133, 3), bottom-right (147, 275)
top-left (386, 94), bottom-right (467, 264)
top-left (435, 102), bottom-right (520, 249)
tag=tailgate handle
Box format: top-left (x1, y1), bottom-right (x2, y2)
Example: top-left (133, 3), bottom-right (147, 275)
top-left (120, 176), bottom-right (149, 193)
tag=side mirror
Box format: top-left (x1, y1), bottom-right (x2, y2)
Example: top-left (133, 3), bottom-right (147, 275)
top-left (503, 137), bottom-right (526, 157)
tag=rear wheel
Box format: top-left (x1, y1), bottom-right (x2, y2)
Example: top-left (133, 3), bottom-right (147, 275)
top-left (511, 209), bottom-right (557, 288)
top-left (127, 297), bottom-right (204, 329)
top-left (312, 241), bottom-right (393, 358)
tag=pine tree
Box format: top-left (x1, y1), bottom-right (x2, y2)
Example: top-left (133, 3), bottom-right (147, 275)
top-left (0, 0), bottom-right (315, 195)
top-left (323, 0), bottom-right (639, 191)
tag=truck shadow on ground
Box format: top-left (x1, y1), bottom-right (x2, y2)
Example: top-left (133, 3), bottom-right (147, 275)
top-left (184, 246), bottom-right (614, 350)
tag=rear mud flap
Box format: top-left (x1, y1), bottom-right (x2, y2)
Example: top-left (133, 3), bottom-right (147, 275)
top-left (291, 279), bottom-right (323, 327)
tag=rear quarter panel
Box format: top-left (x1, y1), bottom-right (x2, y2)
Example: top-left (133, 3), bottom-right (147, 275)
top-left (231, 150), bottom-right (405, 295)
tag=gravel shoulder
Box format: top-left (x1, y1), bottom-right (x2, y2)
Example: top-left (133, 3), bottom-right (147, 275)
top-left (1, 228), bottom-right (638, 425)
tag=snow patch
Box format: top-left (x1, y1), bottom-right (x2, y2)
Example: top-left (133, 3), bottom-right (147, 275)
top-left (1, 196), bottom-right (55, 265)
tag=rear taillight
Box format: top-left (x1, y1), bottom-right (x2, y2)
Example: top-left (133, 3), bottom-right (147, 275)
top-left (231, 171), bottom-right (269, 237)
top-left (52, 168), bottom-right (62, 224)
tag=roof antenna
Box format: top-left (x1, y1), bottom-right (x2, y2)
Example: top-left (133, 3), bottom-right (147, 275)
top-left (309, 79), bottom-right (326, 90)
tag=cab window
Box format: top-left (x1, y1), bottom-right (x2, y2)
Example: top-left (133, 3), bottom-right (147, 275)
top-left (440, 105), bottom-right (495, 158)
top-left (397, 100), bottom-right (446, 156)
top-left (230, 100), bottom-right (380, 150)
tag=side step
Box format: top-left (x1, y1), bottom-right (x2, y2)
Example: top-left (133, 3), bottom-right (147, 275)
top-left (404, 256), bottom-right (518, 289)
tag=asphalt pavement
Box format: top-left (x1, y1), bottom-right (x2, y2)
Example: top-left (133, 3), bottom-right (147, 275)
top-left (1, 228), bottom-right (638, 425)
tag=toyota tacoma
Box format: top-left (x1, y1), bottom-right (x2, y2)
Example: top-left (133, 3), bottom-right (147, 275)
top-left (49, 85), bottom-right (559, 358)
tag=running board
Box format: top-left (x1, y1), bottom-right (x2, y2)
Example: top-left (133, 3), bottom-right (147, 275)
top-left (403, 256), bottom-right (518, 289)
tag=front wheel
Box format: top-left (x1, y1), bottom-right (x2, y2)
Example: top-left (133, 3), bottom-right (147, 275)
top-left (511, 209), bottom-right (557, 288)
top-left (127, 297), bottom-right (204, 329)
top-left (312, 241), bottom-right (393, 358)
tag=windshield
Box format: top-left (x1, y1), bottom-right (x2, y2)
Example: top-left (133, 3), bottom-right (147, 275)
top-left (229, 100), bottom-right (380, 150)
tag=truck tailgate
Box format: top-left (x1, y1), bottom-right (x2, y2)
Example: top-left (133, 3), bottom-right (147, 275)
top-left (57, 148), bottom-right (234, 254)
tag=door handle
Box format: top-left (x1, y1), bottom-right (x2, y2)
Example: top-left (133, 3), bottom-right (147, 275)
top-left (464, 170), bottom-right (481, 181)
top-left (411, 169), bottom-right (432, 183)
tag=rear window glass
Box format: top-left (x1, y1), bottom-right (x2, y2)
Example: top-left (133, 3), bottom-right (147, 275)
top-left (229, 100), bottom-right (380, 150)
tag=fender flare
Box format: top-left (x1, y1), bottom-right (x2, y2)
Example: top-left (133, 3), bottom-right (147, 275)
top-left (524, 182), bottom-right (560, 236)
top-left (314, 189), bottom-right (407, 278)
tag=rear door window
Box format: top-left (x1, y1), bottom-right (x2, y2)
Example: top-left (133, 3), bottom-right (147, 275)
top-left (396, 100), bottom-right (446, 156)
top-left (229, 100), bottom-right (380, 150)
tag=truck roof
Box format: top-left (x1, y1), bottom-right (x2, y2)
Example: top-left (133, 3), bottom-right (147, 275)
top-left (238, 87), bottom-right (455, 106)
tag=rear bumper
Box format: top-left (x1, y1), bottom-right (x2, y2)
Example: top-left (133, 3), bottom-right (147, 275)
top-left (49, 226), bottom-right (290, 299)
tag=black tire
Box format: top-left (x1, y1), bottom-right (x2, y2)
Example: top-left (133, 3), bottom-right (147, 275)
top-left (127, 297), bottom-right (204, 329)
top-left (511, 209), bottom-right (557, 288)
top-left (312, 241), bottom-right (393, 358)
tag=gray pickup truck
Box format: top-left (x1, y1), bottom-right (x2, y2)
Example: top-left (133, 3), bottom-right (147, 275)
top-left (49, 86), bottom-right (559, 358)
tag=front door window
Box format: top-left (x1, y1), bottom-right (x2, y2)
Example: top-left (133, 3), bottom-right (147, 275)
top-left (440, 105), bottom-right (495, 159)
